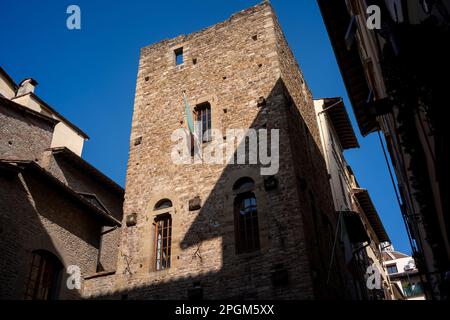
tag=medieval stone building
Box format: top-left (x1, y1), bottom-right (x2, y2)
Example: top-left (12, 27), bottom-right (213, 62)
top-left (83, 2), bottom-right (356, 300)
top-left (0, 67), bottom-right (124, 299)
top-left (1, 2), bottom-right (394, 300)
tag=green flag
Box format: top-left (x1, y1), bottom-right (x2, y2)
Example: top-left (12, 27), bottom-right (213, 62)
top-left (183, 92), bottom-right (195, 135)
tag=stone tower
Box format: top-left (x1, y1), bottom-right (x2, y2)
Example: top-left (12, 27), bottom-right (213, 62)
top-left (89, 2), bottom-right (349, 299)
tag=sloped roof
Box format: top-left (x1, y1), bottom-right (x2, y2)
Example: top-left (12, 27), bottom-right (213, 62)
top-left (0, 66), bottom-right (18, 90)
top-left (382, 251), bottom-right (409, 261)
top-left (0, 159), bottom-right (121, 226)
top-left (321, 97), bottom-right (359, 149)
top-left (0, 95), bottom-right (58, 127)
top-left (12, 92), bottom-right (89, 139)
top-left (51, 147), bottom-right (124, 195)
top-left (1, 66), bottom-right (88, 139)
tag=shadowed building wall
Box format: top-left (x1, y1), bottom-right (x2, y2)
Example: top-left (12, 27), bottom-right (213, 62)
top-left (84, 2), bottom-right (353, 300)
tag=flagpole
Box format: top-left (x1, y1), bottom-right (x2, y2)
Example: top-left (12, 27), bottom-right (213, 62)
top-left (182, 90), bottom-right (202, 161)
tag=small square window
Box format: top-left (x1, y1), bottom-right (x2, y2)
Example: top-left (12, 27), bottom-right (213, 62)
top-left (386, 264), bottom-right (398, 274)
top-left (174, 47), bottom-right (183, 66)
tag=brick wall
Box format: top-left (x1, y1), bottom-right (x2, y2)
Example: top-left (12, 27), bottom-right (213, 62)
top-left (272, 12), bottom-right (351, 298)
top-left (43, 154), bottom-right (124, 272)
top-left (0, 100), bottom-right (53, 162)
top-left (44, 154), bottom-right (123, 220)
top-left (0, 85), bottom-right (123, 299)
top-left (0, 169), bottom-right (102, 299)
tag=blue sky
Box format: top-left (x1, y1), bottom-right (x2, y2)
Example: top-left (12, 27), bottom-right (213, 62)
top-left (0, 0), bottom-right (411, 254)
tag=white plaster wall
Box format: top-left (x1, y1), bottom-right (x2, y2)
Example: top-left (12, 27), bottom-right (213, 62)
top-left (0, 75), bottom-right (16, 99)
top-left (314, 99), bottom-right (352, 211)
top-left (12, 94), bottom-right (41, 112)
top-left (11, 93), bottom-right (85, 156)
top-left (51, 122), bottom-right (84, 156)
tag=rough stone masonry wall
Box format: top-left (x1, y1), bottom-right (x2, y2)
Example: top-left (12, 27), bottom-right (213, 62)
top-left (43, 154), bottom-right (123, 273)
top-left (43, 154), bottom-right (123, 220)
top-left (272, 12), bottom-right (350, 298)
top-left (85, 2), bottom-right (335, 299)
top-left (0, 170), bottom-right (102, 299)
top-left (0, 101), bottom-right (53, 162)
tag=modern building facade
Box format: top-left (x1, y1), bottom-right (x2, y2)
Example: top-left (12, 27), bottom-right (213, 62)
top-left (317, 0), bottom-right (450, 299)
top-left (0, 67), bottom-right (124, 299)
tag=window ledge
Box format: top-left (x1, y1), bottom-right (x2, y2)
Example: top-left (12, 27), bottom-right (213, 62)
top-left (236, 250), bottom-right (262, 259)
top-left (84, 270), bottom-right (116, 280)
top-left (151, 268), bottom-right (172, 276)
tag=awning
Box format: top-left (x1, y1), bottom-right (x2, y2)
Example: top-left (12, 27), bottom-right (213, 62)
top-left (353, 188), bottom-right (390, 242)
top-left (322, 97), bottom-right (359, 149)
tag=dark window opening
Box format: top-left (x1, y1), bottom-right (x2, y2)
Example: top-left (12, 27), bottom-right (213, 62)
top-left (386, 264), bottom-right (398, 274)
top-left (154, 199), bottom-right (173, 211)
top-left (271, 264), bottom-right (289, 287)
top-left (234, 191), bottom-right (260, 254)
top-left (233, 177), bottom-right (255, 193)
top-left (24, 250), bottom-right (62, 300)
top-left (175, 47), bottom-right (183, 66)
top-left (154, 214), bottom-right (172, 271)
top-left (190, 133), bottom-right (195, 157)
top-left (195, 102), bottom-right (212, 143)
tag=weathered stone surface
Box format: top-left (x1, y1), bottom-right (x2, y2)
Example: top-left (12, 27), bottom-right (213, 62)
top-left (85, 2), bottom-right (349, 300)
top-left (0, 87), bottom-right (123, 299)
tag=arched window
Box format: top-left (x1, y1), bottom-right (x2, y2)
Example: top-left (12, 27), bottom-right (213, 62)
top-left (233, 177), bottom-right (255, 194)
top-left (154, 199), bottom-right (173, 211)
top-left (153, 199), bottom-right (173, 271)
top-left (233, 178), bottom-right (260, 254)
top-left (24, 250), bottom-right (62, 300)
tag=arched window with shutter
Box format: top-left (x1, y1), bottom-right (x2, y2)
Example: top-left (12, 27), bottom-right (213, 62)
top-left (153, 199), bottom-right (173, 271)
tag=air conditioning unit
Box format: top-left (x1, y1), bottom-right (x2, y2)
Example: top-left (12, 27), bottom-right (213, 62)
top-left (404, 261), bottom-right (415, 271)
top-left (404, 264), bottom-right (413, 271)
